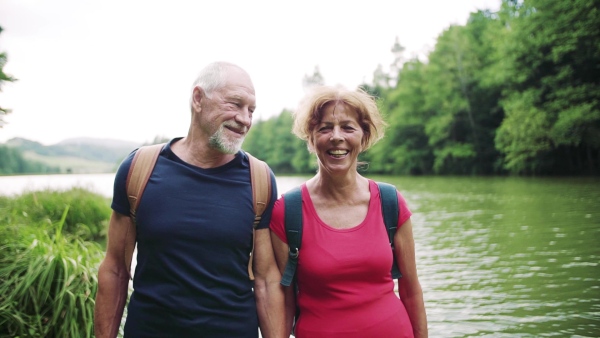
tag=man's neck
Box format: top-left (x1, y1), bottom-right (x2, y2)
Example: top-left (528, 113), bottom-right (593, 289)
top-left (171, 137), bottom-right (237, 169)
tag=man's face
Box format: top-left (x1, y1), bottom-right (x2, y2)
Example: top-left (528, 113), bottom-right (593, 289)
top-left (198, 68), bottom-right (256, 154)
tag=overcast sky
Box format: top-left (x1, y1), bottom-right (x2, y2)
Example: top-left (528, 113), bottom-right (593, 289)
top-left (0, 0), bottom-right (500, 146)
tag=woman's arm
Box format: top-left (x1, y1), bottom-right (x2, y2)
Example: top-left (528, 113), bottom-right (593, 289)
top-left (271, 232), bottom-right (296, 336)
top-left (394, 218), bottom-right (428, 338)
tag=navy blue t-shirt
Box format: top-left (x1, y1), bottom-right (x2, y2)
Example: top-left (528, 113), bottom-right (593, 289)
top-left (111, 138), bottom-right (277, 337)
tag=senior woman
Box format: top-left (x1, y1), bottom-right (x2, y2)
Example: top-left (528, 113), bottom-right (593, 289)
top-left (269, 85), bottom-right (428, 338)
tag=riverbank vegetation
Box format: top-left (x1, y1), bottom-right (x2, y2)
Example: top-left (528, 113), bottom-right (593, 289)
top-left (0, 188), bottom-right (111, 337)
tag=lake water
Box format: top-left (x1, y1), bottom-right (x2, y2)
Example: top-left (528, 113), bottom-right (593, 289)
top-left (1, 174), bottom-right (598, 337)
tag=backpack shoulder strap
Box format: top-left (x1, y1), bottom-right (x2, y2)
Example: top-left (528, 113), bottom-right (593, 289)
top-left (377, 182), bottom-right (402, 279)
top-left (246, 151), bottom-right (273, 280)
top-left (126, 143), bottom-right (165, 222)
top-left (280, 186), bottom-right (302, 287)
top-left (246, 152), bottom-right (272, 228)
top-left (123, 142), bottom-right (164, 279)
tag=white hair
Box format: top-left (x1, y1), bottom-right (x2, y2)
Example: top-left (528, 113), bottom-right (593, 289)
top-left (188, 61), bottom-right (241, 111)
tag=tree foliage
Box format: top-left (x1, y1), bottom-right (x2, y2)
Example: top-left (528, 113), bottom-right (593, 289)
top-left (495, 0), bottom-right (600, 174)
top-left (244, 0), bottom-right (599, 176)
top-left (0, 25), bottom-right (16, 128)
top-left (245, 111), bottom-right (315, 174)
top-left (0, 145), bottom-right (60, 174)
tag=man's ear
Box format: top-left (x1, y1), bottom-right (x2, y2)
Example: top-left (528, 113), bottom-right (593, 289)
top-left (192, 86), bottom-right (204, 111)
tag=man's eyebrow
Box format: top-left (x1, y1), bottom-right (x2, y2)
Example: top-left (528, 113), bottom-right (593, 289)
top-left (227, 94), bottom-right (253, 102)
top-left (226, 94), bottom-right (243, 101)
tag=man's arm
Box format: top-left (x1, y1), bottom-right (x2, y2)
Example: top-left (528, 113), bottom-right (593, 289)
top-left (94, 211), bottom-right (136, 338)
top-left (394, 218), bottom-right (428, 338)
top-left (253, 228), bottom-right (288, 338)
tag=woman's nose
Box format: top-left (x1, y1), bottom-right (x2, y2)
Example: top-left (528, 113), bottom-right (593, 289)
top-left (330, 127), bottom-right (343, 142)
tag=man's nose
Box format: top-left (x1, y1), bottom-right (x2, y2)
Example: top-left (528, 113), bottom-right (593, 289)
top-left (235, 108), bottom-right (252, 128)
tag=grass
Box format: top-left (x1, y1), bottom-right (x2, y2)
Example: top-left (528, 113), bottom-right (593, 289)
top-left (1, 187), bottom-right (112, 243)
top-left (0, 188), bottom-right (111, 337)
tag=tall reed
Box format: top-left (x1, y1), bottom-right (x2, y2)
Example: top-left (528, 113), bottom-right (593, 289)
top-left (0, 203), bottom-right (105, 337)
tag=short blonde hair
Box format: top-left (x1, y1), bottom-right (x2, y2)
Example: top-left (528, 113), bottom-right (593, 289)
top-left (292, 85), bottom-right (387, 152)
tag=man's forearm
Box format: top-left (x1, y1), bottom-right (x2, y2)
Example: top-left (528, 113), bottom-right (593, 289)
top-left (94, 262), bottom-right (130, 338)
top-left (256, 279), bottom-right (288, 338)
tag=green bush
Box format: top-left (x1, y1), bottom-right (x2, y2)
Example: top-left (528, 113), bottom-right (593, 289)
top-left (2, 187), bottom-right (111, 242)
top-left (0, 206), bottom-right (104, 337)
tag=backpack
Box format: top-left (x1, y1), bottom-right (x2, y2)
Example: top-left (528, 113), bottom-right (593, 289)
top-left (123, 143), bottom-right (272, 281)
top-left (280, 182), bottom-right (403, 287)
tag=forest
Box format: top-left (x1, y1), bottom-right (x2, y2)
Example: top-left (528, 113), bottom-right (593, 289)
top-left (1, 0), bottom-right (599, 176)
top-left (244, 0), bottom-right (600, 176)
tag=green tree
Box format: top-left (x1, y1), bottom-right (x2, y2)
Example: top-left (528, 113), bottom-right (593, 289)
top-left (495, 0), bottom-right (600, 174)
top-left (421, 11), bottom-right (505, 174)
top-left (423, 25), bottom-right (479, 173)
top-left (367, 59), bottom-right (434, 175)
top-left (0, 25), bottom-right (16, 128)
top-left (0, 145), bottom-right (60, 174)
top-left (244, 110), bottom-right (313, 174)
top-left (388, 36), bottom-right (406, 88)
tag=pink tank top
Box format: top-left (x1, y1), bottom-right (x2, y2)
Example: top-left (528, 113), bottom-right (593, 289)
top-left (270, 180), bottom-right (414, 338)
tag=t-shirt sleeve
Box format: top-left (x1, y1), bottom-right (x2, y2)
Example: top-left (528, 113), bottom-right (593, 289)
top-left (397, 191), bottom-right (412, 227)
top-left (256, 170), bottom-right (278, 230)
top-left (269, 196), bottom-right (287, 243)
top-left (111, 149), bottom-right (136, 216)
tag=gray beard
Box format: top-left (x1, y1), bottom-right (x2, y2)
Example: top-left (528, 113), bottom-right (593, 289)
top-left (208, 124), bottom-right (244, 154)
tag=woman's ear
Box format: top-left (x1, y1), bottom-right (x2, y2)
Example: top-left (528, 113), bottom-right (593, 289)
top-left (360, 130), bottom-right (370, 152)
top-left (307, 138), bottom-right (316, 154)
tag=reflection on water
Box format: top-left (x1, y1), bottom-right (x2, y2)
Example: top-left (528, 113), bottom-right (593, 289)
top-left (1, 174), bottom-right (599, 337)
top-left (372, 176), bottom-right (600, 338)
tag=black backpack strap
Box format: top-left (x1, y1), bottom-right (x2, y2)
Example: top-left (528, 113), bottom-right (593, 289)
top-left (281, 186), bottom-right (303, 287)
top-left (378, 182), bottom-right (402, 279)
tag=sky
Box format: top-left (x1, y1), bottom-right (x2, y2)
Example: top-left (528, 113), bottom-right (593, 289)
top-left (0, 0), bottom-right (501, 146)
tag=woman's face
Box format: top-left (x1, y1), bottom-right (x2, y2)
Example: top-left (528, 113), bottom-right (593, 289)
top-left (310, 102), bottom-right (364, 175)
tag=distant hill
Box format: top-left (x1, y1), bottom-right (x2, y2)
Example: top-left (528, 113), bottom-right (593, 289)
top-left (57, 137), bottom-right (140, 149)
top-left (3, 137), bottom-right (143, 174)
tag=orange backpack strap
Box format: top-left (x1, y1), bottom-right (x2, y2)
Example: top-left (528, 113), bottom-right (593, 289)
top-left (126, 143), bottom-right (165, 221)
top-left (246, 151), bottom-right (272, 280)
top-left (124, 143), bottom-right (164, 278)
